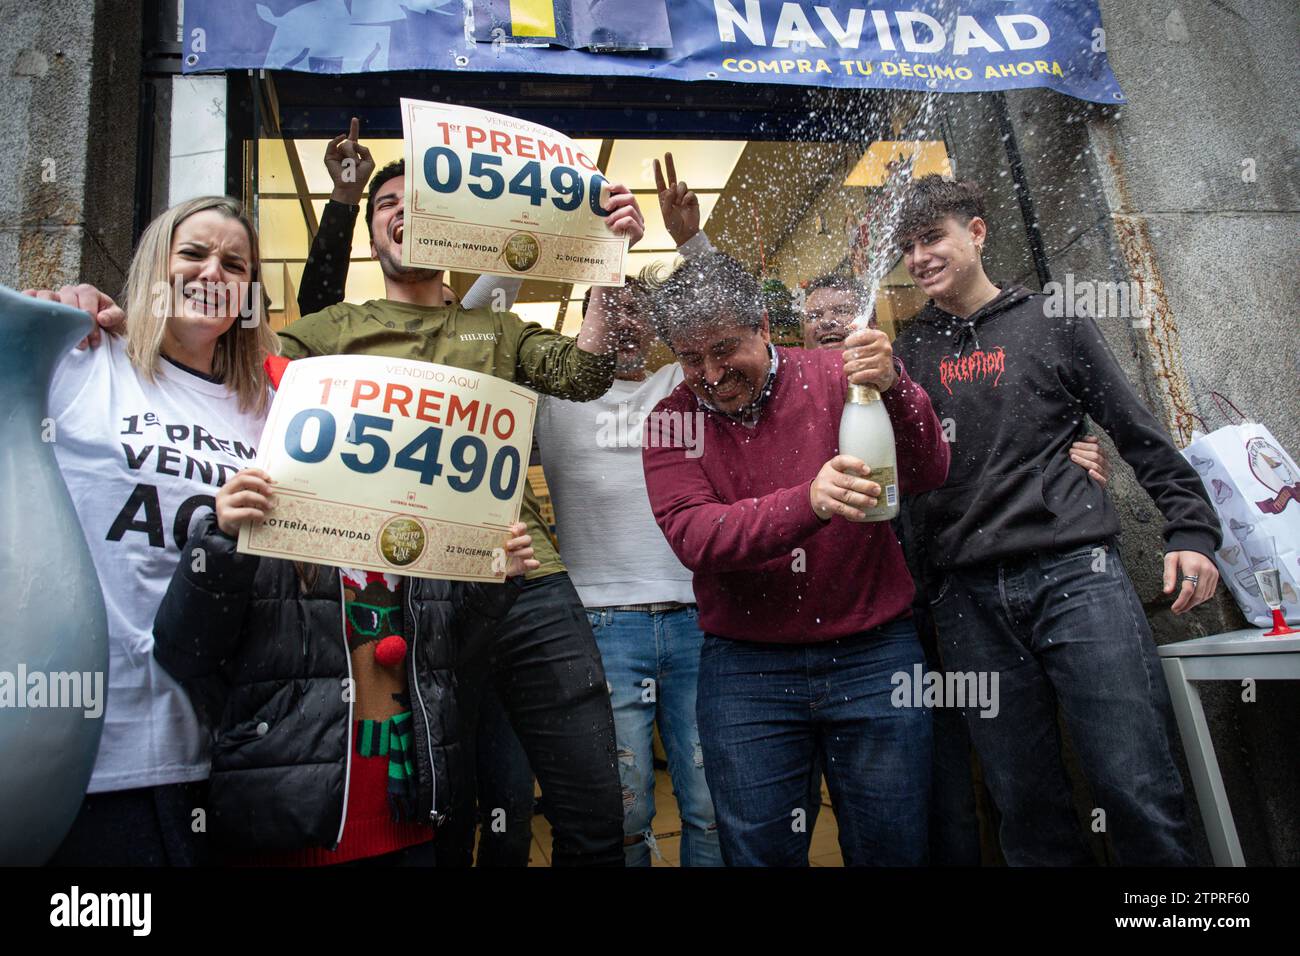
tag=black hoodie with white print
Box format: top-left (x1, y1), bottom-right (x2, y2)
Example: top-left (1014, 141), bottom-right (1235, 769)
top-left (893, 284), bottom-right (1220, 574)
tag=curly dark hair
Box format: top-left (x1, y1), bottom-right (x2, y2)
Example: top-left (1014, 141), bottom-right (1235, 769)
top-left (364, 159), bottom-right (406, 240)
top-left (648, 252), bottom-right (765, 346)
top-left (893, 175), bottom-right (987, 248)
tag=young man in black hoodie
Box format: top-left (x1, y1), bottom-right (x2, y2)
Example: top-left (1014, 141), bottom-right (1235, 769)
top-left (878, 175), bottom-right (1220, 866)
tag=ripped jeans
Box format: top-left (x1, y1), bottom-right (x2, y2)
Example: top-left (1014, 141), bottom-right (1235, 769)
top-left (587, 605), bottom-right (723, 867)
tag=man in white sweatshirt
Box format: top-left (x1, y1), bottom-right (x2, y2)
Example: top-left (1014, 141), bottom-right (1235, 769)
top-left (532, 155), bottom-right (722, 865)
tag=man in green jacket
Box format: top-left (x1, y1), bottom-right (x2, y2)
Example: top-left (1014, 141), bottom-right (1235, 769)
top-left (282, 151), bottom-right (644, 867)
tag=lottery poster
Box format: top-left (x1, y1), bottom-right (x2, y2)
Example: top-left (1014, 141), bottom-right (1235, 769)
top-left (400, 98), bottom-right (628, 285)
top-left (238, 355), bottom-right (537, 583)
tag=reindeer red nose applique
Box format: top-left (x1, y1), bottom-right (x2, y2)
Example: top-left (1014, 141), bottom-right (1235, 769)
top-left (373, 635), bottom-right (407, 669)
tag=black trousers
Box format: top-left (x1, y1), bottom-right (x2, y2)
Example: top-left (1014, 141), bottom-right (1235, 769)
top-left (47, 781), bottom-right (209, 867)
top-left (471, 685), bottom-right (536, 866)
top-left (447, 572), bottom-right (624, 866)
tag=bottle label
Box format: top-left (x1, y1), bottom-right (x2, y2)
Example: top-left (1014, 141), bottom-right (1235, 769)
top-left (863, 466), bottom-right (897, 516)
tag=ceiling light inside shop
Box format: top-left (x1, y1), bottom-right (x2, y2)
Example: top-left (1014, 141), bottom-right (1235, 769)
top-left (604, 139), bottom-right (747, 193)
top-left (844, 141), bottom-right (952, 187)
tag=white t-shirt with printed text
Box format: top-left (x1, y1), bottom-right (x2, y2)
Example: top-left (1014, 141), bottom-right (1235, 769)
top-left (48, 335), bottom-right (268, 792)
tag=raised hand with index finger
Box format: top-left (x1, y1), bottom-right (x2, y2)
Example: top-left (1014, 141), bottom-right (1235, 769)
top-left (325, 116), bottom-right (376, 206)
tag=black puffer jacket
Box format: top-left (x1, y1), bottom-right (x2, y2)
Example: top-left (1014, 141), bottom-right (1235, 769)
top-left (153, 512), bottom-right (520, 854)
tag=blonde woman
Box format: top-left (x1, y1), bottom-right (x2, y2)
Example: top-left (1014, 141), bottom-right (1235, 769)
top-left (27, 196), bottom-right (279, 865)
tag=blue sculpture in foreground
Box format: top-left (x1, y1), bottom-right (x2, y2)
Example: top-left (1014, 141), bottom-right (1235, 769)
top-left (0, 283), bottom-right (109, 865)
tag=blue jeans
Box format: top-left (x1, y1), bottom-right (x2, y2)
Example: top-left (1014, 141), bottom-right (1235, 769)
top-left (587, 606), bottom-right (723, 867)
top-left (916, 604), bottom-right (983, 866)
top-left (930, 542), bottom-right (1195, 866)
top-left (697, 619), bottom-right (931, 866)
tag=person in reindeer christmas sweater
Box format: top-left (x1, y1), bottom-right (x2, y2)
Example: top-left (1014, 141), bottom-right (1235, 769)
top-left (153, 460), bottom-right (539, 866)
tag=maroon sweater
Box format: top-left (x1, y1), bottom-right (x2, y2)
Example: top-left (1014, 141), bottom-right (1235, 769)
top-left (643, 346), bottom-right (949, 643)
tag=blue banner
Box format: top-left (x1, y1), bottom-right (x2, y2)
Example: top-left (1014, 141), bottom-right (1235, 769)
top-left (184, 1), bottom-right (1125, 104)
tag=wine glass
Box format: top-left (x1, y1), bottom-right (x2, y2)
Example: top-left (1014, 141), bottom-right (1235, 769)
top-left (1250, 534), bottom-right (1297, 637)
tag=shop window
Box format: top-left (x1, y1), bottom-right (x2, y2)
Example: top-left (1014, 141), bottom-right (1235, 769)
top-left (253, 133), bottom-right (947, 350)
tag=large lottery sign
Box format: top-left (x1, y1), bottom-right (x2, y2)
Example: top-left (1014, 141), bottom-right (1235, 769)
top-left (401, 98), bottom-right (627, 286)
top-left (239, 355), bottom-right (537, 583)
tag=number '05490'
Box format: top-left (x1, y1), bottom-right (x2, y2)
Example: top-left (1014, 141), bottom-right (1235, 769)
top-left (423, 148), bottom-right (611, 215)
top-left (283, 409), bottom-right (521, 501)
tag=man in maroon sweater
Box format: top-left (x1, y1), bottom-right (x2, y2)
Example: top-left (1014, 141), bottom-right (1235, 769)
top-left (642, 252), bottom-right (950, 865)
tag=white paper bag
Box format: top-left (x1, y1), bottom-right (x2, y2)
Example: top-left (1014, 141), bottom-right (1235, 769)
top-left (1183, 421), bottom-right (1300, 626)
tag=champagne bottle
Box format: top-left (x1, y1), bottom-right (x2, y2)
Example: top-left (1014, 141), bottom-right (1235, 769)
top-left (838, 383), bottom-right (898, 522)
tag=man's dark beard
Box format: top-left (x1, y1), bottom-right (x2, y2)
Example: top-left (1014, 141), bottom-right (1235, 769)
top-left (377, 243), bottom-right (437, 284)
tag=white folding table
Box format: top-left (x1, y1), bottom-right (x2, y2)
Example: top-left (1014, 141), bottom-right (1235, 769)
top-left (1158, 628), bottom-right (1300, 866)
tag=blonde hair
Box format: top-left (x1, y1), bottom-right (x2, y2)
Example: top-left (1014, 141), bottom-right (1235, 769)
top-left (122, 196), bottom-right (279, 415)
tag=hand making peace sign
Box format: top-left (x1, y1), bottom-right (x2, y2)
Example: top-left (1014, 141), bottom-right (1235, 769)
top-left (653, 152), bottom-right (702, 248)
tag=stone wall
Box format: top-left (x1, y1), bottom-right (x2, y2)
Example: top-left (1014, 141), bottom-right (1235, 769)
top-left (996, 0), bottom-right (1300, 865)
top-left (1, 0), bottom-right (142, 294)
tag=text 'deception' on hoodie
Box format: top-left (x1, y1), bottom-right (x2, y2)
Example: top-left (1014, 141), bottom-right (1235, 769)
top-left (893, 285), bottom-right (1220, 572)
